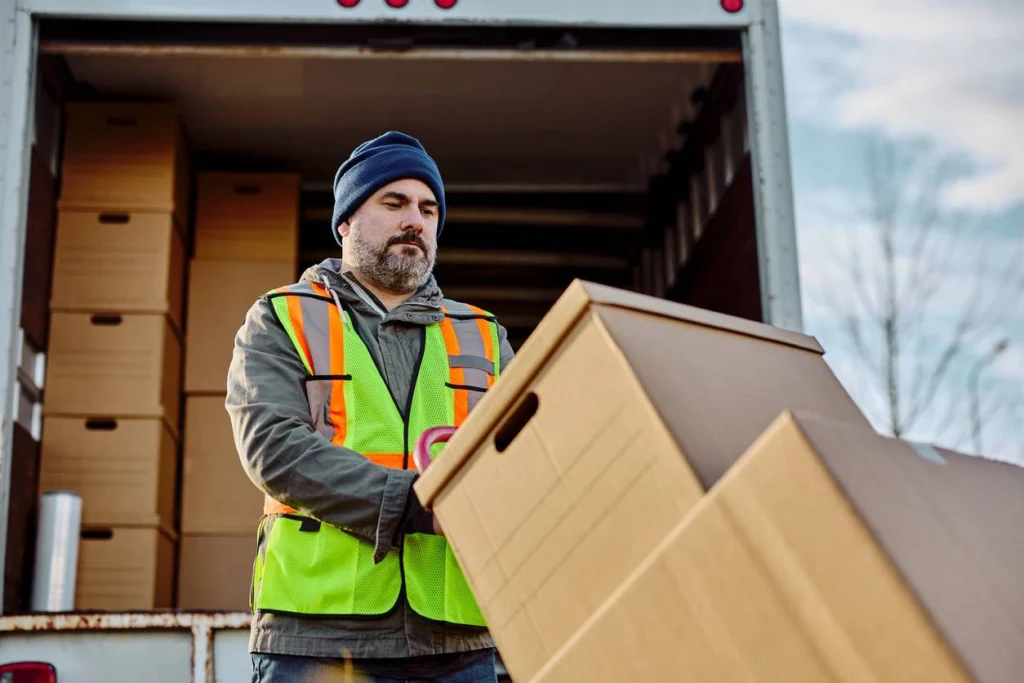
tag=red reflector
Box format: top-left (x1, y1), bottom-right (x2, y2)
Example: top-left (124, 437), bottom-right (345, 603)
top-left (721, 0), bottom-right (744, 12)
top-left (436, 0), bottom-right (458, 8)
top-left (0, 662), bottom-right (57, 683)
top-left (337, 0), bottom-right (360, 6)
top-left (385, 0), bottom-right (409, 7)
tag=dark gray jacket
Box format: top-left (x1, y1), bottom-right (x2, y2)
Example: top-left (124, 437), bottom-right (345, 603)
top-left (225, 258), bottom-right (514, 660)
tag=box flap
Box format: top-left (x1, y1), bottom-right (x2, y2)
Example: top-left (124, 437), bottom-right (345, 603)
top-left (791, 412), bottom-right (1024, 683)
top-left (416, 280), bottom-right (826, 506)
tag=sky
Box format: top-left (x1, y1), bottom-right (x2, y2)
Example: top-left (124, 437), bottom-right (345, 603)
top-left (778, 0), bottom-right (1024, 464)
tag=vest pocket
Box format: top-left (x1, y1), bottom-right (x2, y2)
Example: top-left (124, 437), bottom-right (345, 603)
top-left (404, 532), bottom-right (487, 627)
top-left (254, 514), bottom-right (401, 616)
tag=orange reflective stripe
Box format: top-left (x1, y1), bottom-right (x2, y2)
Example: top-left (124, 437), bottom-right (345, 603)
top-left (328, 299), bottom-right (348, 447)
top-left (439, 310), bottom-right (470, 425)
top-left (310, 281), bottom-right (328, 297)
top-left (365, 452), bottom-right (405, 469)
top-left (264, 497), bottom-right (297, 515)
top-left (286, 294), bottom-right (314, 371)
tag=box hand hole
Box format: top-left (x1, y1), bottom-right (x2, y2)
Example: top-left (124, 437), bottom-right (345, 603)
top-left (90, 313), bottom-right (123, 326)
top-left (81, 527), bottom-right (114, 541)
top-left (494, 392), bottom-right (539, 453)
top-left (234, 185), bottom-right (262, 195)
top-left (98, 213), bottom-right (130, 224)
top-left (85, 418), bottom-right (118, 431)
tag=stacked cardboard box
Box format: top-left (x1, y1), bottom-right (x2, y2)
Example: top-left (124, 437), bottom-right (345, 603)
top-left (177, 171), bottom-right (300, 610)
top-left (415, 280), bottom-right (872, 682)
top-left (40, 101), bottom-right (189, 610)
top-left (416, 280), bottom-right (1024, 682)
top-left (531, 412), bottom-right (1024, 683)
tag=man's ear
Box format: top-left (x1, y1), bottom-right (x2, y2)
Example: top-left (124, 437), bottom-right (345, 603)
top-left (338, 220), bottom-right (352, 240)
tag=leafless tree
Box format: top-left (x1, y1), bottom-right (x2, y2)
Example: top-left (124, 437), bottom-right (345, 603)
top-left (819, 140), bottom-right (1023, 450)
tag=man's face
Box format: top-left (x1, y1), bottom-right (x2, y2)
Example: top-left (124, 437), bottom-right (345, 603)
top-left (339, 178), bottom-right (439, 294)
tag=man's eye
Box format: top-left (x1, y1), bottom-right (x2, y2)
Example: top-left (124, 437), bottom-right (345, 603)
top-left (423, 209), bottom-right (435, 217)
top-left (385, 202), bottom-right (401, 209)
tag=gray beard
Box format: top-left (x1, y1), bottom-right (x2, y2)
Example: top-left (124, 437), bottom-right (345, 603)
top-left (349, 234), bottom-right (435, 294)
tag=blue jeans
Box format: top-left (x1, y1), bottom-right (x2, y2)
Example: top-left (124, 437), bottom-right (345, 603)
top-left (251, 652), bottom-right (498, 683)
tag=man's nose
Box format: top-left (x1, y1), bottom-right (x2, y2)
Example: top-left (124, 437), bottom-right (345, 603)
top-left (401, 206), bottom-right (425, 233)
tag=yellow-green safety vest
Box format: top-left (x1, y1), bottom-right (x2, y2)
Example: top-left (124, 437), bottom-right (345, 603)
top-left (251, 279), bottom-right (500, 626)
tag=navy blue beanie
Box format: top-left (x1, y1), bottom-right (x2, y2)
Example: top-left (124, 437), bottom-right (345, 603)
top-left (331, 131), bottom-right (446, 246)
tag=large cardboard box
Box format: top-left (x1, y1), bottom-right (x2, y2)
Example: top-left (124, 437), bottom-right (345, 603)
top-left (194, 172), bottom-right (300, 262)
top-left (39, 417), bottom-right (177, 529)
top-left (58, 102), bottom-right (190, 231)
top-left (181, 396), bottom-right (263, 534)
top-left (177, 534), bottom-right (255, 611)
top-left (533, 412), bottom-right (1024, 683)
top-left (184, 259), bottom-right (295, 393)
top-left (415, 280), bottom-right (870, 683)
top-left (49, 211), bottom-right (187, 332)
top-left (43, 312), bottom-right (182, 436)
top-left (75, 526), bottom-right (176, 611)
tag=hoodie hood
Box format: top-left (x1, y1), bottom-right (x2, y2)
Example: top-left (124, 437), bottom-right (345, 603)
top-left (298, 258), bottom-right (444, 324)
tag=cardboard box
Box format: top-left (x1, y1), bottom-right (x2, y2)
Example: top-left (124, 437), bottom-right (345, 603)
top-left (58, 102), bottom-right (190, 231)
top-left (194, 172), bottom-right (300, 262)
top-left (76, 526), bottom-right (176, 611)
top-left (184, 259), bottom-right (295, 393)
top-left (181, 396), bottom-right (263, 534)
top-left (415, 280), bottom-right (870, 683)
top-left (49, 211), bottom-right (187, 332)
top-left (39, 417), bottom-right (177, 529)
top-left (533, 412), bottom-right (1024, 683)
top-left (43, 312), bottom-right (182, 436)
top-left (177, 534), bottom-right (255, 611)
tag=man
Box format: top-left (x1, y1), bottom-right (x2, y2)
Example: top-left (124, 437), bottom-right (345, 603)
top-left (226, 131), bottom-right (514, 682)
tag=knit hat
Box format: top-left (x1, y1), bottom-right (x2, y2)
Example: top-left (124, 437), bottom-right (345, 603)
top-left (331, 131), bottom-right (446, 247)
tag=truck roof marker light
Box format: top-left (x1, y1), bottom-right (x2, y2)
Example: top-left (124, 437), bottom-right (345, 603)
top-left (721, 0), bottom-right (744, 13)
top-left (436, 0), bottom-right (458, 8)
top-left (338, 0), bottom-right (360, 6)
top-left (385, 0), bottom-right (410, 7)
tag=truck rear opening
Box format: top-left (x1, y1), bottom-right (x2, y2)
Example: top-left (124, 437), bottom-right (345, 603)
top-left (32, 19), bottom-right (758, 349)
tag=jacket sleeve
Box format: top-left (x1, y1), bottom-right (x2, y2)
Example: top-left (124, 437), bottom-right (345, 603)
top-left (225, 295), bottom-right (417, 563)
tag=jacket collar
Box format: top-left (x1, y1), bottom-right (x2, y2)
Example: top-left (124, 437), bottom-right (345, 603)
top-left (300, 258), bottom-right (445, 325)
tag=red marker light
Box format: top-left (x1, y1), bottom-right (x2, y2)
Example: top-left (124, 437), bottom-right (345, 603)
top-left (436, 0), bottom-right (458, 8)
top-left (385, 0), bottom-right (409, 7)
top-left (0, 662), bottom-right (57, 683)
top-left (337, 0), bottom-right (360, 6)
top-left (721, 0), bottom-right (744, 12)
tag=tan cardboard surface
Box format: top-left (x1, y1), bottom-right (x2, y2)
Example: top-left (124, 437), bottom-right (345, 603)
top-left (58, 102), bottom-right (190, 230)
top-left (49, 211), bottom-right (187, 332)
top-left (798, 415), bottom-right (1024, 683)
top-left (414, 280), bottom-right (867, 682)
top-left (194, 172), bottom-right (300, 262)
top-left (181, 396), bottom-right (263, 534)
top-left (430, 312), bottom-right (704, 681)
top-left (76, 526), bottom-right (176, 611)
top-left (596, 304), bottom-right (868, 487)
top-left (43, 312), bottom-right (182, 436)
top-left (184, 259), bottom-right (296, 393)
top-left (177, 534), bottom-right (255, 611)
top-left (39, 417), bottom-right (177, 529)
top-left (533, 412), bottom-right (1001, 683)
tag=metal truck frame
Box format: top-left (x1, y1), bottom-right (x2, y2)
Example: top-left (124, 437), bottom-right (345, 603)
top-left (0, 1), bottom-right (800, 679)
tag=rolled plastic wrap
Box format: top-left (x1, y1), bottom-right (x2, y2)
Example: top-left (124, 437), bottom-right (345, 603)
top-left (31, 490), bottom-right (83, 612)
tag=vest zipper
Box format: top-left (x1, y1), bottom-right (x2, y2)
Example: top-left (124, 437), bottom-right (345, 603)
top-left (398, 327), bottom-right (428, 608)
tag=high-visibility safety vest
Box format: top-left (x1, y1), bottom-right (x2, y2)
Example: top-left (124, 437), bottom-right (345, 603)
top-left (250, 279), bottom-right (500, 627)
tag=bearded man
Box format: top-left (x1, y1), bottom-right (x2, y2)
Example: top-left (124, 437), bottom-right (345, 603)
top-left (227, 132), bottom-right (514, 683)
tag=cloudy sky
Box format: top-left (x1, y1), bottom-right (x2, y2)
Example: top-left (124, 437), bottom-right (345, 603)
top-left (778, 0), bottom-right (1024, 463)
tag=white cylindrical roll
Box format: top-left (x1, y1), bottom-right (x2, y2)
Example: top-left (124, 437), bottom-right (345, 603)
top-left (31, 490), bottom-right (83, 612)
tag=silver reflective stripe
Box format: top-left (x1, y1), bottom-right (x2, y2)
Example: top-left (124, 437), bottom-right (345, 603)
top-left (452, 318), bottom-right (486, 358)
top-left (303, 379), bottom-right (336, 441)
top-left (299, 295), bottom-right (332, 375)
top-left (461, 367), bottom-right (490, 413)
top-left (448, 354), bottom-right (494, 375)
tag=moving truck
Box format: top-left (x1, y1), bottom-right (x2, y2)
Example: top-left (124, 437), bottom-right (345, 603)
top-left (0, 0), bottom-right (802, 680)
